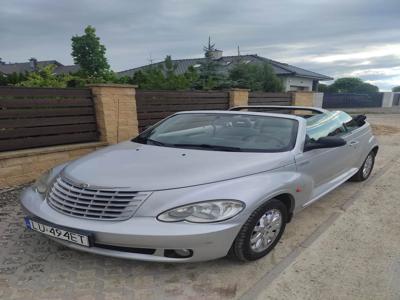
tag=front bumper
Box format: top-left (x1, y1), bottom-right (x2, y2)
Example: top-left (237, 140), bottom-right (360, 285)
top-left (20, 187), bottom-right (242, 262)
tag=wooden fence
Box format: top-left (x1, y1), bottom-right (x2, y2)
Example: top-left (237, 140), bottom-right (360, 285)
top-left (248, 92), bottom-right (293, 106)
top-left (322, 93), bottom-right (383, 108)
top-left (136, 90), bottom-right (230, 132)
top-left (0, 87), bottom-right (99, 152)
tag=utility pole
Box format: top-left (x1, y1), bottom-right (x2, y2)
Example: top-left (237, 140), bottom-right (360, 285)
top-left (148, 53), bottom-right (154, 65)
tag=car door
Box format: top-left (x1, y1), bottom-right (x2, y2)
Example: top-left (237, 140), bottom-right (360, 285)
top-left (295, 112), bottom-right (356, 198)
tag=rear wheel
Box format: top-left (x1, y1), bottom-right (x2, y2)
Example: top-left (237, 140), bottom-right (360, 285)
top-left (350, 151), bottom-right (375, 182)
top-left (230, 199), bottom-right (287, 261)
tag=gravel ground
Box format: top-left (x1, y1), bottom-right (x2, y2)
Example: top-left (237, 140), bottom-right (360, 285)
top-left (0, 114), bottom-right (399, 300)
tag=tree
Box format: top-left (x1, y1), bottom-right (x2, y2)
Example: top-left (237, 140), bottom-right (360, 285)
top-left (327, 77), bottom-right (379, 93)
top-left (0, 72), bottom-right (28, 86)
top-left (128, 56), bottom-right (198, 90)
top-left (229, 62), bottom-right (284, 92)
top-left (71, 26), bottom-right (111, 80)
top-left (194, 38), bottom-right (227, 90)
top-left (16, 65), bottom-right (73, 88)
top-left (317, 83), bottom-right (329, 93)
top-left (392, 86), bottom-right (400, 92)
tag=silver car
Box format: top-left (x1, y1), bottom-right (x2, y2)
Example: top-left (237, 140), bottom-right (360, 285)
top-left (21, 106), bottom-right (378, 262)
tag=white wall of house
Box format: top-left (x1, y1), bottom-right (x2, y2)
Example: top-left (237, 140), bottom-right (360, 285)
top-left (282, 76), bottom-right (314, 92)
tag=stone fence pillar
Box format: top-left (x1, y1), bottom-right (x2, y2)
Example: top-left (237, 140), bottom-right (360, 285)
top-left (88, 84), bottom-right (139, 144)
top-left (229, 88), bottom-right (249, 107)
top-left (292, 91), bottom-right (315, 107)
top-left (382, 92), bottom-right (394, 107)
top-left (312, 92), bottom-right (324, 108)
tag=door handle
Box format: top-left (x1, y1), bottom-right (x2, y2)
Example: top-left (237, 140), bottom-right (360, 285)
top-left (349, 141), bottom-right (359, 146)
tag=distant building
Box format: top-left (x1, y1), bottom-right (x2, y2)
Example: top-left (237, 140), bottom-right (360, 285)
top-left (117, 49), bottom-right (332, 92)
top-left (0, 58), bottom-right (80, 76)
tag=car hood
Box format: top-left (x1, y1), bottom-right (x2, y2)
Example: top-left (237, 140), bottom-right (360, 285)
top-left (63, 141), bottom-right (295, 191)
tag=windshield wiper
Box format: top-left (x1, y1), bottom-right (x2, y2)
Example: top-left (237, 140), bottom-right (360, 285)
top-left (145, 138), bottom-right (168, 146)
top-left (171, 143), bottom-right (243, 152)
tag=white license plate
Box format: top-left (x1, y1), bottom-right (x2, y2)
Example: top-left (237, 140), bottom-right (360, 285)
top-left (24, 217), bottom-right (90, 247)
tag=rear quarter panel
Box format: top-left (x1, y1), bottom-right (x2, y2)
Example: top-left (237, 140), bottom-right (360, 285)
top-left (348, 122), bottom-right (378, 168)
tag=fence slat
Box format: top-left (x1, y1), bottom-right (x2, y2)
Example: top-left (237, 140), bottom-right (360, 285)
top-left (248, 92), bottom-right (292, 106)
top-left (0, 132), bottom-right (99, 152)
top-left (0, 87), bottom-right (91, 97)
top-left (0, 124), bottom-right (97, 139)
top-left (0, 107), bottom-right (94, 119)
top-left (0, 98), bottom-right (93, 108)
top-left (0, 116), bottom-right (96, 129)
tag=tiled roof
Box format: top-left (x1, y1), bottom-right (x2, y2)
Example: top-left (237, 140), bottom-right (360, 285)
top-left (0, 60), bottom-right (80, 75)
top-left (117, 54), bottom-right (332, 80)
top-left (54, 65), bottom-right (80, 75)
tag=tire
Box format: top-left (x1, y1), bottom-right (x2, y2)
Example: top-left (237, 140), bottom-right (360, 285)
top-left (230, 199), bottom-right (287, 261)
top-left (350, 151), bottom-right (375, 182)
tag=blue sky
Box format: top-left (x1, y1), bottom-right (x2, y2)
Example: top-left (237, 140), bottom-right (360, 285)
top-left (1, 0), bottom-right (399, 90)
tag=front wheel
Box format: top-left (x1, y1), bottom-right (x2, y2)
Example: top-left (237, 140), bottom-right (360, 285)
top-left (350, 151), bottom-right (375, 182)
top-left (230, 199), bottom-right (287, 261)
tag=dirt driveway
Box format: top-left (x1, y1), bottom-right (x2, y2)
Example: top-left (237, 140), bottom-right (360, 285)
top-left (1, 114), bottom-right (399, 300)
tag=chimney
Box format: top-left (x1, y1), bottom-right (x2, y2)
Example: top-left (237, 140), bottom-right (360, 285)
top-left (205, 49), bottom-right (223, 60)
top-left (29, 57), bottom-right (38, 70)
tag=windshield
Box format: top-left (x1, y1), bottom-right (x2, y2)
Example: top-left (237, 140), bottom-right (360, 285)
top-left (133, 113), bottom-right (298, 152)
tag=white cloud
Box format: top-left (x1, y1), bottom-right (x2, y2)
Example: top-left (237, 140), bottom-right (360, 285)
top-left (309, 44), bottom-right (400, 63)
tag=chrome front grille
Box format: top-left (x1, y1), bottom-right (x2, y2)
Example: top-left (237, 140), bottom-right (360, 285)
top-left (47, 176), bottom-right (151, 221)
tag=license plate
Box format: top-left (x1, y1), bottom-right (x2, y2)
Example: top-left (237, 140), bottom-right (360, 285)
top-left (24, 217), bottom-right (91, 247)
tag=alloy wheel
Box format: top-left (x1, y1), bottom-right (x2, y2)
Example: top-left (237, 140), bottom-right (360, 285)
top-left (362, 154), bottom-right (374, 178)
top-left (250, 209), bottom-right (282, 253)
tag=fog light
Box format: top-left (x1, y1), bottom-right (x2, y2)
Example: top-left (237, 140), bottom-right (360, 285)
top-left (175, 249), bottom-right (191, 257)
top-left (164, 249), bottom-right (193, 258)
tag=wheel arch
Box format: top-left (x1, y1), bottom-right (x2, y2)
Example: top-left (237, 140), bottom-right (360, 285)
top-left (273, 193), bottom-right (295, 223)
top-left (371, 145), bottom-right (379, 155)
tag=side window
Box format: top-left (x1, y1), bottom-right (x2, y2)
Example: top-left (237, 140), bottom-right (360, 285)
top-left (306, 112), bottom-right (347, 142)
top-left (342, 112), bottom-right (364, 132)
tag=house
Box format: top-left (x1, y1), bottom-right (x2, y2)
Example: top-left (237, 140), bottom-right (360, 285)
top-left (117, 49), bottom-right (332, 92)
top-left (0, 58), bottom-right (80, 76)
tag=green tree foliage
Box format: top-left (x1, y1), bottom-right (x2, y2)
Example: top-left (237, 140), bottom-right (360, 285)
top-left (317, 83), bottom-right (329, 93)
top-left (16, 65), bottom-right (73, 88)
top-left (228, 62), bottom-right (284, 92)
top-left (392, 86), bottom-right (400, 92)
top-left (71, 25), bottom-right (111, 80)
top-left (326, 77), bottom-right (379, 93)
top-left (0, 72), bottom-right (28, 86)
top-left (194, 39), bottom-right (227, 90)
top-left (125, 56), bottom-right (199, 90)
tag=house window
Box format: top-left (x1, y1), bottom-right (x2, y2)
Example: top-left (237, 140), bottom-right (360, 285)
top-left (289, 85), bottom-right (309, 91)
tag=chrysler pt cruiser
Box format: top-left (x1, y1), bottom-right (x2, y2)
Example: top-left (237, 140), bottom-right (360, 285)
top-left (21, 106), bottom-right (378, 262)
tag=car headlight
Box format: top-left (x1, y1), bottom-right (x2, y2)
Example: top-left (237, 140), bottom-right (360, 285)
top-left (157, 200), bottom-right (245, 223)
top-left (32, 170), bottom-right (52, 194)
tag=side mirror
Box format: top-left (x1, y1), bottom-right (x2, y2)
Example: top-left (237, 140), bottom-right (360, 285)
top-left (304, 136), bottom-right (346, 151)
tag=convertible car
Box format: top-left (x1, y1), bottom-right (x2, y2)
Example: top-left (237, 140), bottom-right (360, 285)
top-left (21, 106), bottom-right (378, 262)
